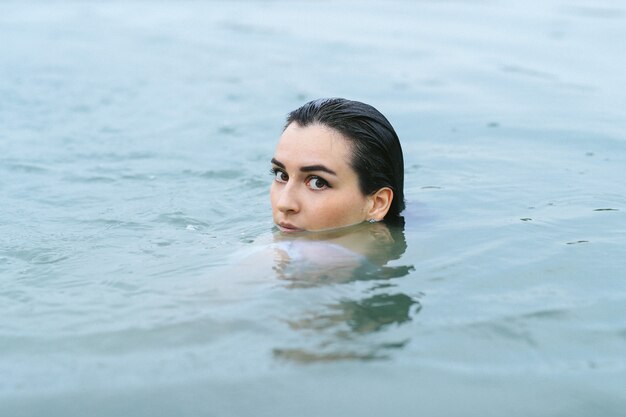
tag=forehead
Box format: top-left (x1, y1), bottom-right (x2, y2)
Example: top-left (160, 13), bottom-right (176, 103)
top-left (274, 123), bottom-right (352, 168)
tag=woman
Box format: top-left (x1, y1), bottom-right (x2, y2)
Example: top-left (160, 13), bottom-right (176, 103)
top-left (227, 101), bottom-right (413, 358)
top-left (270, 98), bottom-right (405, 233)
top-left (266, 100), bottom-right (414, 360)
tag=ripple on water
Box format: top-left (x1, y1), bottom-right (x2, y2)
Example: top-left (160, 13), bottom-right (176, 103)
top-left (155, 212), bottom-right (210, 229)
top-left (83, 218), bottom-right (151, 231)
top-left (500, 64), bottom-right (558, 81)
top-left (119, 173), bottom-right (157, 181)
top-left (560, 5), bottom-right (626, 19)
top-left (526, 194), bottom-right (625, 223)
top-left (63, 174), bottom-right (117, 184)
top-left (182, 169), bottom-right (242, 179)
top-left (73, 151), bottom-right (157, 162)
top-left (3, 162), bottom-right (50, 174)
top-left (7, 247), bottom-right (70, 265)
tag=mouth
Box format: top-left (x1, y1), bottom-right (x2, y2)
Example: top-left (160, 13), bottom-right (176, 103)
top-left (277, 222), bottom-right (305, 233)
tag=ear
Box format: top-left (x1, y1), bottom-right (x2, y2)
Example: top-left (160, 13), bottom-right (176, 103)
top-left (366, 187), bottom-right (393, 221)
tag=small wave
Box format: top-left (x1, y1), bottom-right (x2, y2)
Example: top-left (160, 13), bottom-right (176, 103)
top-left (84, 219), bottom-right (151, 231)
top-left (155, 212), bottom-right (210, 229)
top-left (7, 248), bottom-right (70, 265)
top-left (3, 163), bottom-right (49, 174)
top-left (63, 175), bottom-right (117, 184)
top-left (560, 5), bottom-right (626, 19)
top-left (183, 169), bottom-right (241, 179)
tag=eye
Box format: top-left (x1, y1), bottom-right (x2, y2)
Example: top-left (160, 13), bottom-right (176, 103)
top-left (306, 176), bottom-right (329, 190)
top-left (271, 168), bottom-right (288, 183)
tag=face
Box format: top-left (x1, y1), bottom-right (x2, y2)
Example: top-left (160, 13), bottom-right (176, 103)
top-left (270, 123), bottom-right (372, 233)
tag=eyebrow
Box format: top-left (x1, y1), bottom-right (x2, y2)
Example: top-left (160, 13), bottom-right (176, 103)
top-left (271, 158), bottom-right (337, 176)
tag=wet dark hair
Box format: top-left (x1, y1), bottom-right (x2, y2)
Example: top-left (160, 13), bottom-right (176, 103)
top-left (285, 98), bottom-right (405, 220)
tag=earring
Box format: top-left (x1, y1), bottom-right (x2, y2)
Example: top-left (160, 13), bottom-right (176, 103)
top-left (368, 219), bottom-right (377, 223)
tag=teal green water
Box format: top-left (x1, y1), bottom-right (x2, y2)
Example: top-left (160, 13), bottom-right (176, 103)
top-left (1, 1), bottom-right (625, 416)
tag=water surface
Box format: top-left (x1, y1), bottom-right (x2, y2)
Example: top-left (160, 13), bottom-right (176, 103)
top-left (1, 0), bottom-right (625, 416)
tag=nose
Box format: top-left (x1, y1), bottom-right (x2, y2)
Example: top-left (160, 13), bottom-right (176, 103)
top-left (275, 182), bottom-right (300, 214)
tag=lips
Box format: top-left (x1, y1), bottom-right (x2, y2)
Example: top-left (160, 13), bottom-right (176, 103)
top-left (277, 222), bottom-right (304, 233)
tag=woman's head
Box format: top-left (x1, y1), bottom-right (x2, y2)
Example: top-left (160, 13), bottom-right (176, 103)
top-left (270, 98), bottom-right (405, 233)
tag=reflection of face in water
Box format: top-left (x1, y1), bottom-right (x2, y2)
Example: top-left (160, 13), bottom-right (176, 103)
top-left (271, 220), bottom-right (421, 363)
top-left (274, 293), bottom-right (421, 362)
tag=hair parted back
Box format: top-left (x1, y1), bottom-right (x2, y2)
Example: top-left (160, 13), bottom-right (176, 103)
top-left (285, 98), bottom-right (405, 220)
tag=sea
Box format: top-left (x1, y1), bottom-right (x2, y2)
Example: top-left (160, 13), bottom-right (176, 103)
top-left (1, 1), bottom-right (625, 416)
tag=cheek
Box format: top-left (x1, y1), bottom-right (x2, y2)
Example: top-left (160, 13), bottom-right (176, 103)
top-left (313, 193), bottom-right (367, 226)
